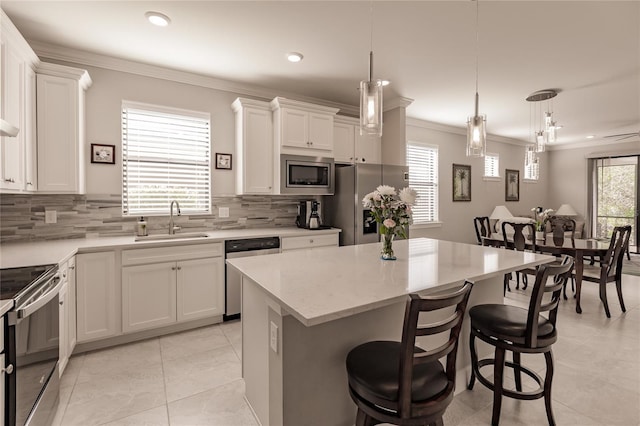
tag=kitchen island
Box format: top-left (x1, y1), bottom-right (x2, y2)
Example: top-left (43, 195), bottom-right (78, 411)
top-left (226, 238), bottom-right (554, 426)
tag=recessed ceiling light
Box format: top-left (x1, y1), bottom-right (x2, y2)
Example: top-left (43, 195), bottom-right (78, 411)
top-left (287, 52), bottom-right (303, 63)
top-left (145, 11), bottom-right (171, 27)
top-left (586, 135), bottom-right (595, 139)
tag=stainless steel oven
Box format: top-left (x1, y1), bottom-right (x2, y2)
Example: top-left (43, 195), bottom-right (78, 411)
top-left (2, 264), bottom-right (61, 426)
top-left (280, 154), bottom-right (334, 195)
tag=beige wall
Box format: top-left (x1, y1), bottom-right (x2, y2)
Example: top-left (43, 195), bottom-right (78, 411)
top-left (546, 141), bottom-right (639, 237)
top-left (60, 63), bottom-right (244, 196)
top-left (406, 120), bottom-right (550, 244)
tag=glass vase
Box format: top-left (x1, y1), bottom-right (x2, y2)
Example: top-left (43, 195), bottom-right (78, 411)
top-left (381, 233), bottom-right (396, 260)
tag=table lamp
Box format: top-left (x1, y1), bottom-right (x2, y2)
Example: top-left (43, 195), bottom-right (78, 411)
top-left (489, 205), bottom-right (514, 219)
top-left (555, 204), bottom-right (577, 217)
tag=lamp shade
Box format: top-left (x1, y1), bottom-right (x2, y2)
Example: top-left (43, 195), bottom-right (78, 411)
top-left (489, 205), bottom-right (514, 220)
top-left (556, 204), bottom-right (577, 216)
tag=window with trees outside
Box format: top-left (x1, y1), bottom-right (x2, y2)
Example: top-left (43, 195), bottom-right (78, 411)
top-left (121, 101), bottom-right (211, 216)
top-left (407, 142), bottom-right (438, 224)
top-left (484, 153), bottom-right (500, 178)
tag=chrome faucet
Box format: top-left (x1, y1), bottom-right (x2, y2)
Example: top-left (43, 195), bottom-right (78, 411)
top-left (169, 200), bottom-right (181, 234)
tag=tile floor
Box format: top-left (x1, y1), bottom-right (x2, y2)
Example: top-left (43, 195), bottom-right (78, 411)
top-left (53, 272), bottom-right (640, 425)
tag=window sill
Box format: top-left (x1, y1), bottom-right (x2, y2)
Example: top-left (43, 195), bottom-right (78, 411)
top-left (483, 176), bottom-right (501, 182)
top-left (410, 221), bottom-right (443, 230)
top-left (522, 179), bottom-right (539, 184)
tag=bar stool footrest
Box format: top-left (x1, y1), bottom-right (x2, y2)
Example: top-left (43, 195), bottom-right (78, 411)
top-left (475, 357), bottom-right (545, 401)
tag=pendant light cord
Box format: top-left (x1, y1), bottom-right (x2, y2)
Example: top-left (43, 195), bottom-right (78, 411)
top-left (475, 0), bottom-right (479, 95)
top-left (369, 1), bottom-right (374, 81)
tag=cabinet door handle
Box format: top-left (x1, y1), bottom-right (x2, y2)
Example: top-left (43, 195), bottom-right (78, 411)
top-left (2, 364), bottom-right (14, 375)
top-left (69, 266), bottom-right (75, 270)
top-left (310, 239), bottom-right (314, 244)
top-left (59, 301), bottom-right (64, 305)
top-left (4, 178), bottom-right (15, 183)
top-left (27, 181), bottom-right (33, 186)
top-left (171, 266), bottom-right (177, 271)
top-left (362, 158), bottom-right (366, 163)
top-left (177, 266), bottom-right (182, 270)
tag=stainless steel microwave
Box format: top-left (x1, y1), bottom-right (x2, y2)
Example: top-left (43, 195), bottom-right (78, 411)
top-left (280, 154), bottom-right (335, 195)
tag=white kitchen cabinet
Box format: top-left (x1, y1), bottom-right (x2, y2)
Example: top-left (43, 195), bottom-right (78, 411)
top-left (122, 262), bottom-right (177, 333)
top-left (76, 251), bottom-right (119, 342)
top-left (280, 233), bottom-right (339, 253)
top-left (0, 40), bottom-right (25, 191)
top-left (232, 98), bottom-right (274, 195)
top-left (36, 62), bottom-right (92, 193)
top-left (121, 243), bottom-right (224, 333)
top-left (58, 280), bottom-right (69, 375)
top-left (24, 66), bottom-right (37, 190)
top-left (333, 116), bottom-right (381, 165)
top-left (271, 97), bottom-right (338, 155)
top-left (58, 256), bottom-right (77, 376)
top-left (0, 11), bottom-right (39, 193)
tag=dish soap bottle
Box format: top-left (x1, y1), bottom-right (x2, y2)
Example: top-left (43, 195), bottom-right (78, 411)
top-left (136, 216), bottom-right (148, 237)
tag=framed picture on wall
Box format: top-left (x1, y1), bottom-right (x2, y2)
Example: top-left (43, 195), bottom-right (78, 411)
top-left (505, 169), bottom-right (520, 201)
top-left (452, 164), bottom-right (471, 201)
top-left (91, 144), bottom-right (115, 164)
top-left (215, 153), bottom-right (232, 170)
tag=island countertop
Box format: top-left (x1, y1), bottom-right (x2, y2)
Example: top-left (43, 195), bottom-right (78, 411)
top-left (226, 237), bottom-right (555, 326)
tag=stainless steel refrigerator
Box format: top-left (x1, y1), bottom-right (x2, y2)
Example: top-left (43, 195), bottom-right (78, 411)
top-left (325, 163), bottom-right (409, 246)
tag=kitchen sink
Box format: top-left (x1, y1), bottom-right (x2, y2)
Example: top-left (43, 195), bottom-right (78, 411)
top-left (135, 232), bottom-right (210, 242)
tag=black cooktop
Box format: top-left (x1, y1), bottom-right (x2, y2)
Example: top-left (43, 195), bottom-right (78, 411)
top-left (0, 264), bottom-right (57, 300)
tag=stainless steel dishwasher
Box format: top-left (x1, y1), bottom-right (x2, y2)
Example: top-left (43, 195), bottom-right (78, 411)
top-left (224, 237), bottom-right (280, 320)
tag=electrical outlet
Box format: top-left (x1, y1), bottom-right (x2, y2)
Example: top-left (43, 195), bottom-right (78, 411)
top-left (270, 321), bottom-right (278, 353)
top-left (45, 210), bottom-right (57, 224)
top-left (219, 207), bottom-right (230, 218)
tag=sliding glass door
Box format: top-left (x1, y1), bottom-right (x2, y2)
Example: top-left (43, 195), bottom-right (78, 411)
top-left (592, 156), bottom-right (638, 253)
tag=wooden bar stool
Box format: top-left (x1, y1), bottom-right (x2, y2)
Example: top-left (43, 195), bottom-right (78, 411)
top-left (346, 282), bottom-right (473, 426)
top-left (468, 256), bottom-right (574, 426)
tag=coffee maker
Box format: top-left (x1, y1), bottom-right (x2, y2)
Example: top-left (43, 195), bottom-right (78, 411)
top-left (296, 200), bottom-right (323, 229)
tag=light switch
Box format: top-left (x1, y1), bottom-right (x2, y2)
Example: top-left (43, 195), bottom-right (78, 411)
top-left (270, 321), bottom-right (278, 353)
top-left (45, 210), bottom-right (57, 224)
top-left (219, 207), bottom-right (230, 218)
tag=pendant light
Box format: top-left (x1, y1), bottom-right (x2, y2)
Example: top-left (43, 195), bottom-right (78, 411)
top-left (360, 2), bottom-right (383, 137)
top-left (467, 0), bottom-right (486, 157)
top-left (526, 89), bottom-right (558, 152)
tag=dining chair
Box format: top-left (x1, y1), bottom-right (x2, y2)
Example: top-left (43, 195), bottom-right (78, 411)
top-left (578, 225), bottom-right (632, 318)
top-left (544, 216), bottom-right (577, 247)
top-left (346, 282), bottom-right (474, 426)
top-left (468, 256), bottom-right (574, 426)
top-left (501, 221), bottom-right (538, 290)
top-left (473, 216), bottom-right (492, 245)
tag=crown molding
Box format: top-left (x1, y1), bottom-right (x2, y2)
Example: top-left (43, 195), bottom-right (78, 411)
top-left (405, 116), bottom-right (528, 147)
top-left (547, 137), bottom-right (640, 152)
top-left (384, 96), bottom-right (414, 111)
top-left (28, 40), bottom-right (360, 115)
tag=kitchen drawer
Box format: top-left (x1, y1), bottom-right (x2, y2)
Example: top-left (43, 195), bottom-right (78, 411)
top-left (281, 233), bottom-right (338, 251)
top-left (122, 242), bottom-right (223, 266)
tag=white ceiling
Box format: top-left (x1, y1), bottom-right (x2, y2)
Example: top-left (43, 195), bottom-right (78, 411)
top-left (3, 1), bottom-right (639, 148)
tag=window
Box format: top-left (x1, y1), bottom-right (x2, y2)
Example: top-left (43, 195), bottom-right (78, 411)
top-left (524, 157), bottom-right (539, 180)
top-left (407, 142), bottom-right (438, 224)
top-left (122, 101), bottom-right (211, 216)
top-left (484, 153), bottom-right (500, 178)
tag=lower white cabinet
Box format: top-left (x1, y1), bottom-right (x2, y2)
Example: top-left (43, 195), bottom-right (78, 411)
top-left (59, 256), bottom-right (77, 375)
top-left (121, 243), bottom-right (224, 333)
top-left (281, 233), bottom-right (339, 253)
top-left (76, 251), bottom-right (118, 343)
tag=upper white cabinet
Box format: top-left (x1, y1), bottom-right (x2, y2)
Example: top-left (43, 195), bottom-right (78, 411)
top-left (0, 11), bottom-right (38, 192)
top-left (232, 98), bottom-right (274, 195)
top-left (36, 62), bottom-right (92, 193)
top-left (333, 116), bottom-right (381, 165)
top-left (271, 97), bottom-right (338, 156)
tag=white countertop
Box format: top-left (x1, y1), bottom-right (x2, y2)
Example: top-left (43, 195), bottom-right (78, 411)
top-left (226, 238), bottom-right (555, 327)
top-left (0, 227), bottom-right (340, 269)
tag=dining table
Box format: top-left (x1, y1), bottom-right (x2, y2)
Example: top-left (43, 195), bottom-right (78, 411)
top-left (482, 234), bottom-right (611, 314)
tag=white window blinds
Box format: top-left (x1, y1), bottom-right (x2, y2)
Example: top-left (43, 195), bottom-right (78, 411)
top-left (407, 142), bottom-right (438, 223)
top-left (122, 101), bottom-right (211, 216)
top-left (524, 159), bottom-right (539, 180)
top-left (484, 153), bottom-right (500, 177)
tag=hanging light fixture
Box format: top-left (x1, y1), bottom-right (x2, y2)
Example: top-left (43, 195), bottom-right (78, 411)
top-left (466, 0), bottom-right (486, 157)
top-left (360, 2), bottom-right (383, 137)
top-left (526, 89), bottom-right (558, 152)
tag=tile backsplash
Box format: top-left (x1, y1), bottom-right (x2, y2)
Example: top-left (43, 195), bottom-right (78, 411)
top-left (0, 194), bottom-right (313, 243)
